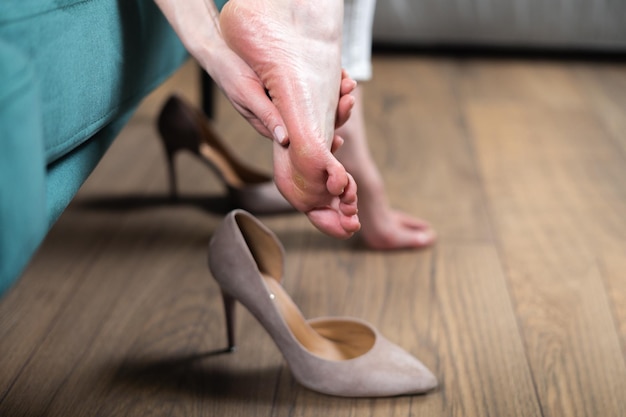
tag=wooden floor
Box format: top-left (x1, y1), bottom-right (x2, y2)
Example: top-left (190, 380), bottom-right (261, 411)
top-left (2, 54), bottom-right (626, 417)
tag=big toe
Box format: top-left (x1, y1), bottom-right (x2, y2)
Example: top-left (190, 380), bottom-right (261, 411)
top-left (325, 159), bottom-right (349, 196)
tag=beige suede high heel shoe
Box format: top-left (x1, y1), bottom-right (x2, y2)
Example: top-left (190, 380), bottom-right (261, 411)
top-left (157, 95), bottom-right (294, 214)
top-left (208, 209), bottom-right (438, 397)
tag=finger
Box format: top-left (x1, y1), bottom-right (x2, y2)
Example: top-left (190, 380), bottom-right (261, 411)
top-left (244, 84), bottom-right (290, 145)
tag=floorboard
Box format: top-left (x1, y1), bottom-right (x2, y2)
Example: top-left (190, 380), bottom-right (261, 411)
top-left (1, 55), bottom-right (626, 416)
top-left (460, 59), bottom-right (626, 416)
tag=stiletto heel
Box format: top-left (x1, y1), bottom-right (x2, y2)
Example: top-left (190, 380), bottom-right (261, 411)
top-left (156, 94), bottom-right (294, 214)
top-left (208, 209), bottom-right (438, 397)
top-left (164, 150), bottom-right (178, 200)
top-left (221, 290), bottom-right (237, 352)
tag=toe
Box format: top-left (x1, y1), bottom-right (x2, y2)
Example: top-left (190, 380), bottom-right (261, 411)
top-left (339, 173), bottom-right (358, 204)
top-left (340, 214), bottom-right (361, 235)
top-left (325, 160), bottom-right (349, 196)
top-left (307, 210), bottom-right (356, 239)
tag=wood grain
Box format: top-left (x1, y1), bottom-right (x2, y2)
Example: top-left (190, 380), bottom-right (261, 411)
top-left (460, 60), bottom-right (626, 417)
top-left (1, 56), bottom-right (626, 416)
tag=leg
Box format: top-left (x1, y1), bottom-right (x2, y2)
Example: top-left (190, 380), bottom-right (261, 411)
top-left (335, 87), bottom-right (436, 249)
top-left (219, 0), bottom-right (360, 239)
top-left (336, 0), bottom-right (435, 249)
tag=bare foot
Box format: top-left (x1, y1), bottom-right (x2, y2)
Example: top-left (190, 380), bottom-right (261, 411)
top-left (219, 0), bottom-right (360, 238)
top-left (358, 184), bottom-right (436, 250)
top-left (334, 87), bottom-right (436, 250)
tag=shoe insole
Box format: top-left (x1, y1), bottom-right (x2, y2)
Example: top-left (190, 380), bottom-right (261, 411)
top-left (262, 274), bottom-right (375, 361)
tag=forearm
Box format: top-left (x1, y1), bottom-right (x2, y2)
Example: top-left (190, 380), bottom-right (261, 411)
top-left (153, 0), bottom-right (223, 78)
top-left (153, 0), bottom-right (354, 144)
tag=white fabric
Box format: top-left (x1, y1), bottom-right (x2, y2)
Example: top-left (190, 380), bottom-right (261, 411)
top-left (342, 0), bottom-right (377, 81)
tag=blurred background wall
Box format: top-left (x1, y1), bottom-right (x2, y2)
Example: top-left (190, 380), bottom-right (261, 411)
top-left (373, 0), bottom-right (626, 50)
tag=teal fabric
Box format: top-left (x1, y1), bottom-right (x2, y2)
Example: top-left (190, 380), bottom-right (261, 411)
top-left (45, 113), bottom-right (131, 226)
top-left (214, 0), bottom-right (228, 11)
top-left (0, 39), bottom-right (48, 295)
top-left (0, 0), bottom-right (189, 296)
top-left (0, 0), bottom-right (188, 164)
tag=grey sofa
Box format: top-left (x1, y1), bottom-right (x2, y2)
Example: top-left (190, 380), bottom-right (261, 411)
top-left (373, 0), bottom-right (626, 50)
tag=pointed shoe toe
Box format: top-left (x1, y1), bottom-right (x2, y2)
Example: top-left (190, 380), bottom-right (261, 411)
top-left (208, 209), bottom-right (437, 397)
top-left (299, 318), bottom-right (438, 397)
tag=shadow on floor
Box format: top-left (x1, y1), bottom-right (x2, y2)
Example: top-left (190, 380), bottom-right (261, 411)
top-left (74, 194), bottom-right (233, 215)
top-left (72, 193), bottom-right (347, 251)
top-left (107, 350), bottom-right (289, 403)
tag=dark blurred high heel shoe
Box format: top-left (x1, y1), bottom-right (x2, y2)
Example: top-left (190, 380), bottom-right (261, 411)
top-left (157, 94), bottom-right (294, 214)
top-left (208, 209), bottom-right (438, 397)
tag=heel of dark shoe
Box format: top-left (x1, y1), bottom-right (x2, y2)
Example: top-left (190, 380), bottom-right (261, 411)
top-left (165, 150), bottom-right (179, 200)
top-left (157, 95), bottom-right (191, 201)
top-left (221, 290), bottom-right (237, 352)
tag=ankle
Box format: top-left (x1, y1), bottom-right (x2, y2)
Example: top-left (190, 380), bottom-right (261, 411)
top-left (354, 172), bottom-right (385, 199)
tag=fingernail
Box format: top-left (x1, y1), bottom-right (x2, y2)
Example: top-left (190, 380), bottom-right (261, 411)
top-left (274, 126), bottom-right (287, 145)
